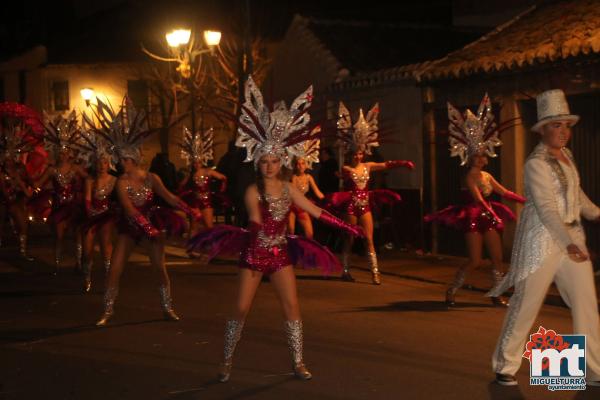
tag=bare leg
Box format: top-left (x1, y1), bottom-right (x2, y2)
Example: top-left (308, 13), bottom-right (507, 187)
top-left (54, 221), bottom-right (68, 274)
top-left (218, 268), bottom-right (263, 382)
top-left (82, 228), bottom-right (95, 292)
top-left (288, 211), bottom-right (297, 235)
top-left (269, 266), bottom-right (301, 321)
top-left (146, 235), bottom-right (179, 320)
top-left (11, 202), bottom-right (33, 261)
top-left (341, 214), bottom-right (358, 281)
top-left (358, 212), bottom-right (379, 284)
top-left (98, 222), bottom-right (114, 274)
top-left (297, 215), bottom-right (313, 239)
top-left (483, 230), bottom-right (508, 307)
top-left (201, 207), bottom-right (214, 230)
top-left (270, 266), bottom-right (312, 379)
top-left (446, 232), bottom-right (482, 306)
top-left (96, 233), bottom-right (134, 326)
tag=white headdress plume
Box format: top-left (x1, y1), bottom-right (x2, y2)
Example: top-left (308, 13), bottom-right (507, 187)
top-left (236, 76), bottom-right (318, 169)
top-left (76, 129), bottom-right (116, 171)
top-left (180, 126), bottom-right (214, 167)
top-left (83, 97), bottom-right (158, 166)
top-left (42, 110), bottom-right (84, 159)
top-left (447, 93), bottom-right (501, 166)
top-left (336, 102), bottom-right (380, 155)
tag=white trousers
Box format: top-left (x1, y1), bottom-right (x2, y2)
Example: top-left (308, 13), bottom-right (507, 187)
top-left (492, 245), bottom-right (600, 380)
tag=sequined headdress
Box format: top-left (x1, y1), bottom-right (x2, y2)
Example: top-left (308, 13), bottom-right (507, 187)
top-left (42, 110), bottom-right (85, 159)
top-left (83, 97), bottom-right (158, 165)
top-left (236, 76), bottom-right (320, 169)
top-left (447, 93), bottom-right (501, 166)
top-left (0, 102), bottom-right (43, 163)
top-left (76, 129), bottom-right (116, 171)
top-left (336, 102), bottom-right (380, 155)
top-left (180, 126), bottom-right (214, 167)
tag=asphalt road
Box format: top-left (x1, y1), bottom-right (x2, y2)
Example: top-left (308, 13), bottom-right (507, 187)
top-left (1, 243), bottom-right (599, 400)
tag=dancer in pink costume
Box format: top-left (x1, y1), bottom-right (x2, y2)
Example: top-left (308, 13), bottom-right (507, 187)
top-left (188, 77), bottom-right (363, 382)
top-left (77, 130), bottom-right (118, 293)
top-left (330, 102), bottom-right (414, 284)
top-left (288, 134), bottom-right (324, 239)
top-left (424, 94), bottom-right (525, 307)
top-left (38, 111), bottom-right (88, 274)
top-left (178, 126), bottom-right (227, 236)
top-left (0, 102), bottom-right (43, 260)
top-left (84, 98), bottom-right (201, 326)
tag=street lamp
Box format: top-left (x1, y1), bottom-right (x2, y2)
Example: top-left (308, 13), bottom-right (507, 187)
top-left (80, 88), bottom-right (95, 106)
top-left (142, 28), bottom-right (222, 150)
top-left (144, 28), bottom-right (222, 79)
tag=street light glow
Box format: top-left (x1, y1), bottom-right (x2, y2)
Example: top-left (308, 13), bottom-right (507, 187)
top-left (166, 29), bottom-right (191, 47)
top-left (204, 30), bottom-right (222, 46)
top-left (80, 88), bottom-right (95, 106)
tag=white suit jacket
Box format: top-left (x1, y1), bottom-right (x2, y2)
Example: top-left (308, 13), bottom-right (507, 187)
top-left (489, 142), bottom-right (600, 296)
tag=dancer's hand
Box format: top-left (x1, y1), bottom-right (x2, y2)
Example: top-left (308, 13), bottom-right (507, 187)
top-left (567, 244), bottom-right (588, 263)
top-left (191, 208), bottom-right (202, 221)
top-left (385, 160), bottom-right (415, 170)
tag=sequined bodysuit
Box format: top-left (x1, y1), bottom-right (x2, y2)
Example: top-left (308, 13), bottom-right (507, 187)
top-left (49, 169), bottom-right (83, 224)
top-left (186, 173), bottom-right (212, 209)
top-left (240, 184), bottom-right (292, 274)
top-left (118, 174), bottom-right (186, 239)
top-left (89, 178), bottom-right (116, 217)
top-left (344, 165), bottom-right (371, 216)
top-left (82, 177), bottom-right (118, 233)
top-left (290, 175), bottom-right (310, 219)
top-left (53, 169), bottom-right (78, 207)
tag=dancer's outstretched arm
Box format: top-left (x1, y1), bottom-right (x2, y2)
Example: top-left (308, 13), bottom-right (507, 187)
top-left (288, 184), bottom-right (362, 237)
top-left (489, 174), bottom-right (525, 203)
top-left (150, 173), bottom-right (201, 220)
top-left (367, 160), bottom-right (415, 172)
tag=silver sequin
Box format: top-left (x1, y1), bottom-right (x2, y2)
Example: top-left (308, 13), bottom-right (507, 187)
top-left (350, 165), bottom-right (369, 190)
top-left (126, 175), bottom-right (153, 207)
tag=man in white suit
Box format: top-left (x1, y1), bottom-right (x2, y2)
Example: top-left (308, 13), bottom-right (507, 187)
top-left (490, 89), bottom-right (600, 386)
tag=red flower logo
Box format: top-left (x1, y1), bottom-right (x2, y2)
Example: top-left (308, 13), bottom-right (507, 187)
top-left (523, 326), bottom-right (570, 371)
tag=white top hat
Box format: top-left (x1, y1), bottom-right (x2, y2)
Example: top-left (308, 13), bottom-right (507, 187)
top-left (531, 89), bottom-right (579, 132)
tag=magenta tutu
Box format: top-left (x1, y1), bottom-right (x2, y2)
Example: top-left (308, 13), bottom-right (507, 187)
top-left (425, 200), bottom-right (515, 233)
top-left (187, 185), bottom-right (340, 275)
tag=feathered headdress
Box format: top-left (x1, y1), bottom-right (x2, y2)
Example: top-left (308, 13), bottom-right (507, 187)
top-left (296, 129), bottom-right (320, 169)
top-left (447, 94), bottom-right (501, 166)
top-left (83, 97), bottom-right (158, 166)
top-left (180, 126), bottom-right (214, 167)
top-left (0, 102), bottom-right (43, 163)
top-left (236, 76), bottom-right (320, 169)
top-left (76, 129), bottom-right (116, 171)
top-left (42, 110), bottom-right (84, 159)
top-left (336, 102), bottom-right (380, 155)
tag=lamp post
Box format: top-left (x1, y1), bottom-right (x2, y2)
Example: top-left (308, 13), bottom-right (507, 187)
top-left (143, 28), bottom-right (221, 139)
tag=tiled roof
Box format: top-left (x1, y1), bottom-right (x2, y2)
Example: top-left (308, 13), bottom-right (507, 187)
top-left (417, 0), bottom-right (600, 81)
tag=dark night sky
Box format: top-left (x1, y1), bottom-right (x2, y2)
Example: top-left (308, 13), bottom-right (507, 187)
top-left (0, 0), bottom-right (532, 65)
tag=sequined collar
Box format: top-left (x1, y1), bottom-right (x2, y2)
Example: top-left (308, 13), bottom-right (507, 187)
top-left (349, 164), bottom-right (369, 189)
top-left (125, 174), bottom-right (153, 207)
top-left (262, 184), bottom-right (290, 222)
top-left (94, 176), bottom-right (116, 200)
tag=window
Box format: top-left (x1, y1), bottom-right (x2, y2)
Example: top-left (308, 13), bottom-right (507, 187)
top-left (127, 80), bottom-right (149, 110)
top-left (51, 81), bottom-right (69, 111)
